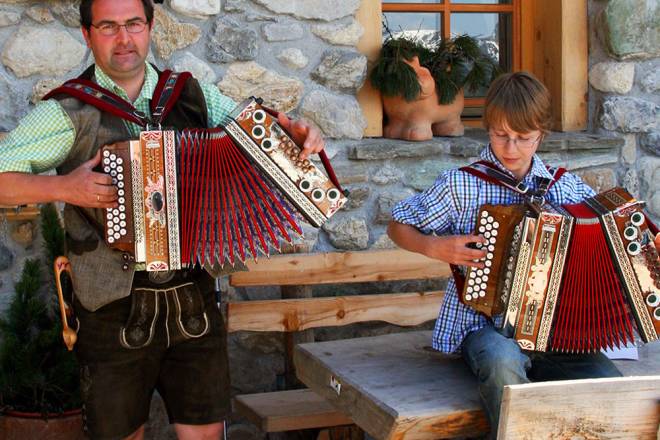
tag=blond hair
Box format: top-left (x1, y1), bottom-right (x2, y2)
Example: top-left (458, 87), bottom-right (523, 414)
top-left (483, 71), bottom-right (552, 136)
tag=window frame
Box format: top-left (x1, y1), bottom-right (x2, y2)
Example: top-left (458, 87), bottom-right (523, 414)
top-left (356, 0), bottom-right (588, 136)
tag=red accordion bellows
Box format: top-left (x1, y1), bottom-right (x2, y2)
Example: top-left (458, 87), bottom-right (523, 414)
top-left (552, 202), bottom-right (635, 352)
top-left (178, 129), bottom-right (302, 267)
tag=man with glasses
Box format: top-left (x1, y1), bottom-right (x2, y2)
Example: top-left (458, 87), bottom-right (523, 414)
top-left (0, 0), bottom-right (324, 439)
top-left (387, 71), bottom-right (660, 438)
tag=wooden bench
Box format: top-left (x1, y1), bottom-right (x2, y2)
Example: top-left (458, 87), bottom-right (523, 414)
top-left (227, 248), bottom-right (459, 437)
top-left (226, 248), bottom-right (660, 439)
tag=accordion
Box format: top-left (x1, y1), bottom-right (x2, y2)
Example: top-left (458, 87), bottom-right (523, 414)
top-left (460, 187), bottom-right (660, 353)
top-left (101, 98), bottom-right (347, 271)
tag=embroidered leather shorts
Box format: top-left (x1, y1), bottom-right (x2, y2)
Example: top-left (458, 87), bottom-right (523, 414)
top-left (74, 281), bottom-right (230, 440)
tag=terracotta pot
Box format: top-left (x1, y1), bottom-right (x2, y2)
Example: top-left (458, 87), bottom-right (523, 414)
top-left (0, 409), bottom-right (86, 440)
top-left (382, 56), bottom-right (465, 141)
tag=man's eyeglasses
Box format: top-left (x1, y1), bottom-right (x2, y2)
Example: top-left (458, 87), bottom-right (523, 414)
top-left (489, 132), bottom-right (542, 149)
top-left (91, 20), bottom-right (147, 36)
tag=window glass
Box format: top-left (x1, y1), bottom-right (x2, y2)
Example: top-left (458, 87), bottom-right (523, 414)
top-left (451, 12), bottom-right (512, 97)
top-left (383, 12), bottom-right (442, 43)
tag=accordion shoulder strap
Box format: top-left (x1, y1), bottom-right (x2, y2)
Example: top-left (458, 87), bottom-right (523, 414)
top-left (42, 65), bottom-right (192, 128)
top-left (258, 100), bottom-right (348, 196)
top-left (460, 160), bottom-right (565, 202)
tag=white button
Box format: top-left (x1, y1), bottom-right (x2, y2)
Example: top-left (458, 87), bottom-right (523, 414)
top-left (479, 291), bottom-right (486, 298)
top-left (119, 205), bottom-right (125, 212)
top-left (493, 221), bottom-right (499, 228)
top-left (119, 197), bottom-right (125, 204)
top-left (120, 228), bottom-right (127, 235)
top-left (484, 267), bottom-right (491, 275)
top-left (118, 189), bottom-right (125, 197)
top-left (110, 154), bottom-right (117, 161)
top-left (117, 157), bottom-right (123, 165)
top-left (113, 232), bottom-right (120, 240)
top-left (104, 166), bottom-right (111, 173)
top-left (118, 181), bottom-right (124, 188)
top-left (485, 260), bottom-right (492, 267)
top-left (120, 220), bottom-right (126, 228)
top-left (492, 230), bottom-right (498, 237)
top-left (112, 209), bottom-right (119, 216)
top-left (117, 166), bottom-right (123, 173)
top-left (110, 161), bottom-right (117, 169)
top-left (103, 150), bottom-right (110, 157)
top-left (113, 224), bottom-right (120, 232)
top-left (120, 213), bottom-right (126, 220)
top-left (465, 294), bottom-right (473, 301)
top-left (107, 221), bottom-right (113, 228)
top-left (108, 236), bottom-right (115, 243)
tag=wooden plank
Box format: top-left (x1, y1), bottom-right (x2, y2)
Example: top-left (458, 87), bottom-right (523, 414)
top-left (0, 205), bottom-right (40, 221)
top-left (294, 331), bottom-right (489, 440)
top-left (356, 0), bottom-right (383, 137)
top-left (498, 376), bottom-right (660, 439)
top-left (233, 389), bottom-right (352, 432)
top-left (559, 0), bottom-right (588, 131)
top-left (535, 0), bottom-right (588, 131)
top-left (227, 291), bottom-right (444, 333)
top-left (229, 249), bottom-right (450, 287)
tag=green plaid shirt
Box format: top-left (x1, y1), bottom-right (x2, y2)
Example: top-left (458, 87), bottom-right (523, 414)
top-left (0, 63), bottom-right (236, 174)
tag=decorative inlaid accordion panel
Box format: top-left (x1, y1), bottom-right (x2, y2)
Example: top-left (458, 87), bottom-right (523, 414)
top-left (101, 98), bottom-right (347, 271)
top-left (460, 187), bottom-right (660, 353)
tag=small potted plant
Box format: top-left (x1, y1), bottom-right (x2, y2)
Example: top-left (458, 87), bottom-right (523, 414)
top-left (0, 205), bottom-right (83, 440)
top-left (370, 31), bottom-right (500, 141)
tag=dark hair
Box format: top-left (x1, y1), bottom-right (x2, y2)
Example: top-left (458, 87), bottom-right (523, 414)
top-left (79, 0), bottom-right (155, 29)
top-left (483, 71), bottom-right (553, 136)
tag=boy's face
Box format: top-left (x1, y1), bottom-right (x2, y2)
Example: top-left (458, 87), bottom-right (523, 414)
top-left (488, 124), bottom-right (542, 180)
top-left (81, 0), bottom-right (152, 83)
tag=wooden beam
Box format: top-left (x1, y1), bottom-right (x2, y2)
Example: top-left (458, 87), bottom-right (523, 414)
top-left (233, 389), bottom-right (353, 432)
top-left (498, 376), bottom-right (660, 439)
top-left (535, 0), bottom-right (588, 131)
top-left (229, 249), bottom-right (451, 287)
top-left (356, 0), bottom-right (383, 137)
top-left (227, 291), bottom-right (444, 333)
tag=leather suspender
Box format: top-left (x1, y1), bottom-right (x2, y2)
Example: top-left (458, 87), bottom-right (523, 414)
top-left (42, 68), bottom-right (190, 128)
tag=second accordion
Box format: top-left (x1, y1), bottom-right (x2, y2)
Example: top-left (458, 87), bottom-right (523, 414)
top-left (101, 98), bottom-right (347, 271)
top-left (460, 187), bottom-right (660, 353)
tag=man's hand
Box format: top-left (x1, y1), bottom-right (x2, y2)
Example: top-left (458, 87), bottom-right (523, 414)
top-left (62, 150), bottom-right (118, 209)
top-left (424, 234), bottom-right (488, 268)
top-left (277, 112), bottom-right (325, 160)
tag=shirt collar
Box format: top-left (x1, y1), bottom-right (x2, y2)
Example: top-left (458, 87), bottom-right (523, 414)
top-left (479, 144), bottom-right (554, 182)
top-left (94, 62), bottom-right (158, 105)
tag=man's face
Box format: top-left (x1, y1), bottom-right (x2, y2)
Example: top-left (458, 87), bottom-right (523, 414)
top-left (81, 0), bottom-right (152, 82)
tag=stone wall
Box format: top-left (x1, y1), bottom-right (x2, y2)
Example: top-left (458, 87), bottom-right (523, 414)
top-left (588, 0), bottom-right (660, 221)
top-left (0, 0), bottom-right (657, 438)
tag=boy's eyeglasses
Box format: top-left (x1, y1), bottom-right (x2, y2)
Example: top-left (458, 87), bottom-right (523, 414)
top-left (489, 132), bottom-right (542, 149)
top-left (91, 20), bottom-right (147, 36)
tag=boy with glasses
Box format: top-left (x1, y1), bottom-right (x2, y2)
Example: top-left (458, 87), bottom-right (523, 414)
top-left (388, 71), bottom-right (660, 438)
top-left (0, 0), bottom-right (324, 439)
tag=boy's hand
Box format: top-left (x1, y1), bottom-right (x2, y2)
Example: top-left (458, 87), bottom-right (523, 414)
top-left (426, 235), bottom-right (488, 268)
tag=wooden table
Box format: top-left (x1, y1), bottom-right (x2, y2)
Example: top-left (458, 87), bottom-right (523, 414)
top-left (294, 330), bottom-right (660, 439)
top-left (294, 331), bottom-right (488, 439)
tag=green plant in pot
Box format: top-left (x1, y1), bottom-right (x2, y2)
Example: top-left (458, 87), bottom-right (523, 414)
top-left (0, 204), bottom-right (83, 439)
top-left (370, 31), bottom-right (500, 141)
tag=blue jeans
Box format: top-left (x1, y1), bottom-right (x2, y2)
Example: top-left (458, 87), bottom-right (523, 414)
top-left (461, 325), bottom-right (622, 438)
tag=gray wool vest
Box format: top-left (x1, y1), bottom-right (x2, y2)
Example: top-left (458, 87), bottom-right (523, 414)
top-left (52, 65), bottom-right (209, 311)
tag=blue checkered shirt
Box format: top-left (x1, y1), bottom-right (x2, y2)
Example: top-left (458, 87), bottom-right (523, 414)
top-left (391, 145), bottom-right (596, 353)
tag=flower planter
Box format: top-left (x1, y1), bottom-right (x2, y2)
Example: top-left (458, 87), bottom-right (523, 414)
top-left (382, 56), bottom-right (465, 141)
top-left (0, 409), bottom-right (85, 440)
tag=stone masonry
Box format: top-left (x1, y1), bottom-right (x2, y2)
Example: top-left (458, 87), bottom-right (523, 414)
top-left (0, 0), bottom-right (658, 438)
